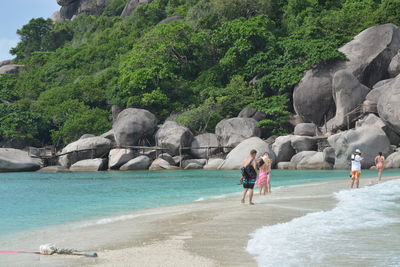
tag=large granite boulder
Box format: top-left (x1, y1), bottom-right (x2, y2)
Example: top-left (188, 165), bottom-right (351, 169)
top-left (58, 137), bottom-right (112, 167)
top-left (293, 65), bottom-right (337, 125)
top-left (155, 121), bottom-right (193, 156)
top-left (80, 134), bottom-right (95, 139)
top-left (356, 114), bottom-right (400, 146)
top-left (219, 137), bottom-right (275, 170)
top-left (0, 148), bottom-right (42, 172)
top-left (58, 0), bottom-right (107, 20)
top-left (290, 136), bottom-right (317, 153)
top-left (120, 0), bottom-right (152, 17)
top-left (332, 70), bottom-right (370, 128)
top-left (384, 152), bottom-right (400, 168)
top-left (120, 155), bottom-right (151, 170)
top-left (296, 151), bottom-right (333, 170)
top-left (108, 148), bottom-right (135, 169)
top-left (377, 76), bottom-right (400, 136)
top-left (272, 135), bottom-right (295, 163)
top-left (70, 158), bottom-right (107, 171)
top-left (215, 118), bottom-right (261, 151)
top-left (190, 133), bottom-right (220, 158)
top-left (238, 107), bottom-right (267, 122)
top-left (203, 158), bottom-right (225, 170)
top-left (328, 125), bottom-right (391, 169)
top-left (365, 78), bottom-right (395, 105)
top-left (294, 123), bottom-right (318, 136)
top-left (0, 64), bottom-right (25, 74)
top-left (289, 151), bottom-right (318, 169)
top-left (113, 108), bottom-right (157, 147)
top-left (294, 24), bottom-right (400, 124)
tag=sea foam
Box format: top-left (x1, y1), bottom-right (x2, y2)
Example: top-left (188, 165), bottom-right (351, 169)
top-left (247, 180), bottom-right (400, 267)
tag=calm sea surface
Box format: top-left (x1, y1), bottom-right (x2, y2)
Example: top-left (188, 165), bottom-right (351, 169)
top-left (1, 169), bottom-right (399, 237)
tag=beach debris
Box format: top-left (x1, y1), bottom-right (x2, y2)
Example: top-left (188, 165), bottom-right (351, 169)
top-left (39, 244), bottom-right (98, 257)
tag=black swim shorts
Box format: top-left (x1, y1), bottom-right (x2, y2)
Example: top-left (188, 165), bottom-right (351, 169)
top-left (243, 182), bottom-right (255, 189)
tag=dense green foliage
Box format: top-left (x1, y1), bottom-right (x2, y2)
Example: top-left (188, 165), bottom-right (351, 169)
top-left (2, 0), bottom-right (400, 145)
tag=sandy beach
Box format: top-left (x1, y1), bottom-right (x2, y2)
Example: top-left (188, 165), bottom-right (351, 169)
top-left (1, 175), bottom-right (396, 267)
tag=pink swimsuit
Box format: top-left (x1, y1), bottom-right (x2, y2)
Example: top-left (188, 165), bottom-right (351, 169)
top-left (256, 169), bottom-right (270, 187)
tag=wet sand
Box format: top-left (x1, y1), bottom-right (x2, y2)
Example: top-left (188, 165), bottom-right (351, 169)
top-left (1, 176), bottom-right (394, 267)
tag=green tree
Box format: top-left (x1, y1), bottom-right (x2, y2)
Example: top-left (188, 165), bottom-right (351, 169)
top-left (10, 18), bottom-right (53, 59)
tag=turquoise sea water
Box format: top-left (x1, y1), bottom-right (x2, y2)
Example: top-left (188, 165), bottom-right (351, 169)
top-left (1, 169), bottom-right (399, 237)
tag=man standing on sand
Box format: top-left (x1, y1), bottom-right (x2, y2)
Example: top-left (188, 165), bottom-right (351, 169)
top-left (240, 149), bottom-right (258, 205)
top-left (375, 152), bottom-right (385, 183)
top-left (350, 149), bottom-right (363, 188)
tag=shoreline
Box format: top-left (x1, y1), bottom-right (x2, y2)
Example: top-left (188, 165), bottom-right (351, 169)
top-left (1, 176), bottom-right (398, 266)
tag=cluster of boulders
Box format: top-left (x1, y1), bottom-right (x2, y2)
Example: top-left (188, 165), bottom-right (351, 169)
top-left (3, 23), bottom-right (400, 172)
top-left (0, 60), bottom-right (24, 75)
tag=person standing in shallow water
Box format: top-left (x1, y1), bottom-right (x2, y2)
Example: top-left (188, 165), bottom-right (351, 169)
top-left (255, 153), bottom-right (272, 195)
top-left (350, 149), bottom-right (364, 188)
top-left (375, 152), bottom-right (385, 183)
top-left (240, 149), bottom-right (258, 205)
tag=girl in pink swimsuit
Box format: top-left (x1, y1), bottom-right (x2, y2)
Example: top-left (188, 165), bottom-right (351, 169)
top-left (256, 153), bottom-right (271, 195)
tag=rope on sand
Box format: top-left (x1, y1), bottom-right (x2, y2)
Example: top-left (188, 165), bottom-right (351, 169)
top-left (0, 244), bottom-right (97, 258)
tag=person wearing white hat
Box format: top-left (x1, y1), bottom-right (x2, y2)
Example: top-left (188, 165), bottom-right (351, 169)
top-left (350, 149), bottom-right (364, 188)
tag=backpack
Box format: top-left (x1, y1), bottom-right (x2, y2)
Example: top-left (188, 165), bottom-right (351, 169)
top-left (241, 159), bottom-right (257, 179)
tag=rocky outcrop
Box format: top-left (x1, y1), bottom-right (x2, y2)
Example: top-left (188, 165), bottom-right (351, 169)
top-left (332, 70), bottom-right (370, 128)
top-left (272, 135), bottom-right (295, 163)
top-left (377, 76), bottom-right (400, 136)
top-left (120, 0), bottom-right (152, 17)
top-left (289, 151), bottom-right (317, 169)
top-left (190, 133), bottom-right (220, 158)
top-left (290, 136), bottom-right (317, 153)
top-left (58, 137), bottom-right (112, 167)
top-left (113, 108), bottom-right (157, 147)
top-left (158, 16), bottom-right (182, 24)
top-left (203, 158), bottom-right (225, 170)
top-left (238, 107), bottom-right (267, 122)
top-left (70, 158), bottom-right (107, 171)
top-left (57, 0), bottom-right (107, 20)
top-left (120, 155), bottom-right (151, 170)
top-left (328, 125), bottom-right (391, 169)
top-left (108, 148), bottom-right (135, 169)
top-left (215, 118), bottom-right (261, 151)
top-left (155, 121), bottom-right (193, 156)
top-left (0, 64), bottom-right (25, 74)
top-left (384, 152), bottom-right (400, 168)
top-left (294, 24), bottom-right (400, 124)
top-left (293, 123), bottom-right (317, 136)
top-left (0, 148), bottom-right (42, 172)
top-left (219, 137), bottom-right (275, 170)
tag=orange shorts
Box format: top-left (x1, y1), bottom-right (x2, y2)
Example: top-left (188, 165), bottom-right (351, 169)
top-left (351, 171), bottom-right (360, 180)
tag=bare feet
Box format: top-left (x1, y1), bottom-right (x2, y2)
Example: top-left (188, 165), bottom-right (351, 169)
top-left (241, 199), bottom-right (245, 203)
top-left (249, 202), bottom-right (255, 205)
